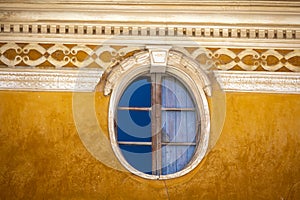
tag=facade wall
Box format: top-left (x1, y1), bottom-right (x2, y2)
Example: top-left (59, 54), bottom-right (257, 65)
top-left (1, 91), bottom-right (299, 199)
top-left (1, 1), bottom-right (300, 199)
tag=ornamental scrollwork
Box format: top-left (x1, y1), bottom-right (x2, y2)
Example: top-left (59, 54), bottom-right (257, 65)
top-left (0, 43), bottom-right (299, 72)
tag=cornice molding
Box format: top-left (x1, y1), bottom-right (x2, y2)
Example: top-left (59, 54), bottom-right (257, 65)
top-left (0, 68), bottom-right (299, 94)
top-left (1, 1), bottom-right (300, 48)
top-left (2, 1), bottom-right (300, 13)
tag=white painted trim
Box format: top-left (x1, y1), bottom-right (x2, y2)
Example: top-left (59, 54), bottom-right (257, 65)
top-left (1, 1), bottom-right (300, 26)
top-left (0, 68), bottom-right (299, 94)
top-left (107, 49), bottom-right (210, 180)
top-left (214, 71), bottom-right (300, 94)
top-left (0, 68), bottom-right (102, 92)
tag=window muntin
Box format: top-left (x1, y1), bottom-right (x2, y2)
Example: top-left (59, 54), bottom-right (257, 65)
top-left (116, 73), bottom-right (198, 177)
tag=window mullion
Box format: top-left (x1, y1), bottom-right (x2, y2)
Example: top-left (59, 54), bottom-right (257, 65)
top-left (151, 74), bottom-right (158, 175)
top-left (151, 73), bottom-right (162, 176)
top-left (156, 74), bottom-right (162, 176)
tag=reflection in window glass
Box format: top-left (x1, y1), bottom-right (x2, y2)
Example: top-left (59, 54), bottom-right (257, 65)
top-left (118, 77), bottom-right (151, 107)
top-left (117, 110), bottom-right (151, 142)
top-left (116, 74), bottom-right (198, 176)
top-left (119, 145), bottom-right (152, 175)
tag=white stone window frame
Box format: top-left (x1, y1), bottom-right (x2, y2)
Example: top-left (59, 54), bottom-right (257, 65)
top-left (106, 48), bottom-right (211, 179)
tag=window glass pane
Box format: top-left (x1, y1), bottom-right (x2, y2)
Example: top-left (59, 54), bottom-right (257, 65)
top-left (117, 110), bottom-right (151, 142)
top-left (119, 145), bottom-right (152, 175)
top-left (162, 111), bottom-right (196, 143)
top-left (119, 77), bottom-right (151, 107)
top-left (161, 75), bottom-right (197, 175)
top-left (161, 145), bottom-right (195, 175)
top-left (161, 110), bottom-right (177, 143)
top-left (161, 145), bottom-right (177, 175)
top-left (175, 145), bottom-right (195, 172)
top-left (116, 74), bottom-right (200, 177)
top-left (162, 76), bottom-right (194, 108)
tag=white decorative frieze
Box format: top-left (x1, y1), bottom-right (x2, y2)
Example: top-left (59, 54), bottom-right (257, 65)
top-left (0, 68), bottom-right (102, 92)
top-left (213, 71), bottom-right (300, 94)
top-left (0, 68), bottom-right (299, 94)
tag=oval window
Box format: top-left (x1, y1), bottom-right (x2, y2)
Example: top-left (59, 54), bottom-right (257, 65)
top-left (114, 73), bottom-right (200, 178)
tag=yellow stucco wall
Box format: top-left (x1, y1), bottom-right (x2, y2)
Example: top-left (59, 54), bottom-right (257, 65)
top-left (0, 91), bottom-right (300, 199)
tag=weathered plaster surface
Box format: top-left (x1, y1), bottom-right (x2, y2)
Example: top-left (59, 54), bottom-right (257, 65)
top-left (0, 91), bottom-right (299, 199)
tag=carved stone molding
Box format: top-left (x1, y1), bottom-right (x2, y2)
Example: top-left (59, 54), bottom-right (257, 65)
top-left (1, 1), bottom-right (300, 48)
top-left (214, 71), bottom-right (300, 94)
top-left (0, 68), bottom-right (299, 94)
top-left (0, 23), bottom-right (299, 49)
top-left (104, 49), bottom-right (212, 96)
top-left (1, 1), bottom-right (300, 27)
top-left (0, 68), bottom-right (102, 92)
top-left (147, 45), bottom-right (171, 73)
top-left (0, 23), bottom-right (299, 40)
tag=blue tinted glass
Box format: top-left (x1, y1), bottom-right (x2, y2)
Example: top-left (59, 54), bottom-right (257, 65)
top-left (117, 110), bottom-right (151, 142)
top-left (117, 75), bottom-right (198, 176)
top-left (120, 145), bottom-right (152, 175)
top-left (118, 77), bottom-right (151, 107)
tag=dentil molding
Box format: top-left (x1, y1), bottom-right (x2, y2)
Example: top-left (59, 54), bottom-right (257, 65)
top-left (1, 1), bottom-right (300, 48)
